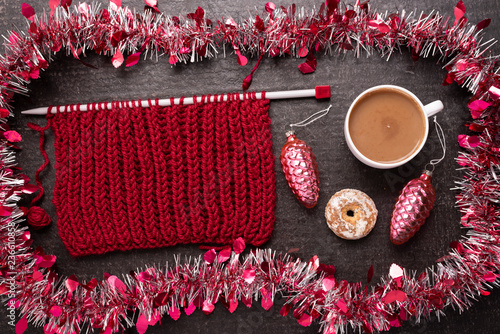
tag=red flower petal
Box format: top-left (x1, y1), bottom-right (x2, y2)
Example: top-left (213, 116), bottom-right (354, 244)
top-left (22, 3), bottom-right (35, 21)
top-left (125, 52), bottom-right (141, 67)
top-left (233, 237), bottom-right (245, 254)
top-left (4, 130), bottom-right (22, 142)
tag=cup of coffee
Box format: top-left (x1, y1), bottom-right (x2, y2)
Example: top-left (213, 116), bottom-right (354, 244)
top-left (344, 85), bottom-right (443, 169)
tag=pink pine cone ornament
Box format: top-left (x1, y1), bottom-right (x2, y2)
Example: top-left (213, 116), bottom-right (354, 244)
top-left (390, 170), bottom-right (436, 245)
top-left (280, 131), bottom-right (319, 208)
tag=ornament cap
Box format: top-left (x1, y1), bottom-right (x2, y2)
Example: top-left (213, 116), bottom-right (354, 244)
top-left (285, 130), bottom-right (295, 138)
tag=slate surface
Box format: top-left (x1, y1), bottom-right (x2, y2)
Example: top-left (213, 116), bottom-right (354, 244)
top-left (0, 0), bottom-right (499, 333)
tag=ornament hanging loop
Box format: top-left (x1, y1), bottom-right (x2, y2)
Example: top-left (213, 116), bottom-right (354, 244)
top-left (424, 116), bottom-right (446, 173)
top-left (288, 104), bottom-right (332, 132)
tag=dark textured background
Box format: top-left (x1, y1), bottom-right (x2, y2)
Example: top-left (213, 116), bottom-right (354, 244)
top-left (1, 0), bottom-right (499, 333)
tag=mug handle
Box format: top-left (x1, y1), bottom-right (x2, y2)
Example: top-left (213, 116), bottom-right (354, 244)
top-left (423, 100), bottom-right (444, 117)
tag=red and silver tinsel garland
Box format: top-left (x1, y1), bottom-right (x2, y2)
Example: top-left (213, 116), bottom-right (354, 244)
top-left (0, 1), bottom-right (499, 333)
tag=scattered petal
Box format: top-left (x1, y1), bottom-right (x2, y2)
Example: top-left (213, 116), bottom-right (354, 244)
top-left (243, 268), bottom-right (256, 284)
top-left (204, 249), bottom-right (217, 264)
top-left (233, 237), bottom-right (245, 254)
top-left (22, 3), bottom-right (36, 21)
top-left (4, 130), bottom-right (22, 142)
top-left (125, 52), bottom-right (141, 67)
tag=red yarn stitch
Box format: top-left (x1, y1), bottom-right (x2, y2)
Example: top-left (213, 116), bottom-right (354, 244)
top-left (42, 97), bottom-right (275, 256)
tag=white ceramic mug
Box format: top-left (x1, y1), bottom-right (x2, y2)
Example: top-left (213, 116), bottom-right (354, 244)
top-left (344, 85), bottom-right (443, 169)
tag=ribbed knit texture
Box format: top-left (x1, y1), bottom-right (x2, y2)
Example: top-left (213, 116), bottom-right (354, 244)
top-left (48, 97), bottom-right (275, 256)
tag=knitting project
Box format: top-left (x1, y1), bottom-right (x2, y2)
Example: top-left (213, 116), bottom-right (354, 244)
top-left (37, 94), bottom-right (275, 256)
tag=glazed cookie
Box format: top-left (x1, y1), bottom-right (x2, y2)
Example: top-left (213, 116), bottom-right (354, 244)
top-left (325, 189), bottom-right (378, 240)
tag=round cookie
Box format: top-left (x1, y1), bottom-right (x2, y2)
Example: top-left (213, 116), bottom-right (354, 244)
top-left (325, 189), bottom-right (378, 240)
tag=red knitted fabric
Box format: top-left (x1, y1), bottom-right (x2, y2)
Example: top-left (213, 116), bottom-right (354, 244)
top-left (46, 97), bottom-right (275, 256)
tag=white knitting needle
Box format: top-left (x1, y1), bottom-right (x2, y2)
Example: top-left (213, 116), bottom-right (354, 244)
top-left (21, 86), bottom-right (331, 115)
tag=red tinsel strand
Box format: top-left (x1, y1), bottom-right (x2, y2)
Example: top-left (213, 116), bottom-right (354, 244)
top-left (0, 2), bottom-right (499, 334)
